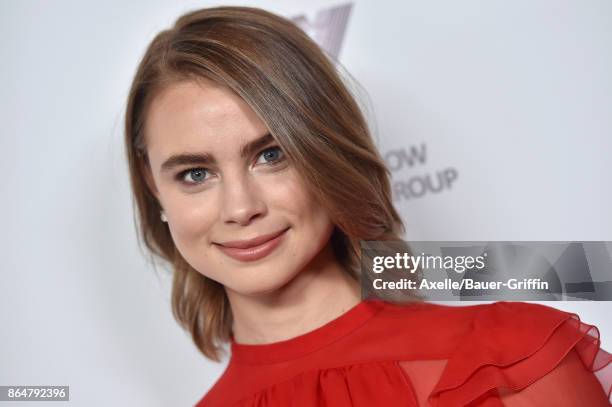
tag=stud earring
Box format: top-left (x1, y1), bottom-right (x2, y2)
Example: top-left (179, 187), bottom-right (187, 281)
top-left (160, 211), bottom-right (168, 222)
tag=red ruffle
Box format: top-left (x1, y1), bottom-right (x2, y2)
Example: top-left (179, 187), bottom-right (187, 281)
top-left (428, 301), bottom-right (612, 406)
top-left (199, 301), bottom-right (611, 406)
top-left (233, 360), bottom-right (417, 407)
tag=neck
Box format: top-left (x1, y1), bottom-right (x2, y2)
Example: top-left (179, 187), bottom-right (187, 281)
top-left (226, 242), bottom-right (361, 345)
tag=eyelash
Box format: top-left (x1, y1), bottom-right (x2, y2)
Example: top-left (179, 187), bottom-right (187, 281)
top-left (175, 146), bottom-right (286, 186)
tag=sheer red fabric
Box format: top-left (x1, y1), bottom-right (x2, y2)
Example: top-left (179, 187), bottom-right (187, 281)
top-left (196, 299), bottom-right (611, 406)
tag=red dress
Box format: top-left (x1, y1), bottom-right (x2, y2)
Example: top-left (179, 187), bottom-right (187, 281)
top-left (196, 298), bottom-right (612, 406)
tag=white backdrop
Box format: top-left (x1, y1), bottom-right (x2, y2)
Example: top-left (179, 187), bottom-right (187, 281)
top-left (1, 1), bottom-right (611, 406)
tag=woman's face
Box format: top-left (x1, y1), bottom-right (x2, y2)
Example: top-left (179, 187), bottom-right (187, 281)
top-left (143, 80), bottom-right (335, 296)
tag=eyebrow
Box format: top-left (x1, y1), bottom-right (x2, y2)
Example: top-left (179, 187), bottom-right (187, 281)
top-left (160, 132), bottom-right (275, 173)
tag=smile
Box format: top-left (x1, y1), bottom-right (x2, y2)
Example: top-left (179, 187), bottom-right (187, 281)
top-left (215, 228), bottom-right (289, 262)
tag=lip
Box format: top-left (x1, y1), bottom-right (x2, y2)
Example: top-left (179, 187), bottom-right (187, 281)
top-left (215, 228), bottom-right (289, 262)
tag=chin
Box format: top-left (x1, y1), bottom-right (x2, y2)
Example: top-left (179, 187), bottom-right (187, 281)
top-left (224, 267), bottom-right (299, 297)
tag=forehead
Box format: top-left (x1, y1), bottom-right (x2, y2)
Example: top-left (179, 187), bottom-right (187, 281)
top-left (144, 80), bottom-right (268, 153)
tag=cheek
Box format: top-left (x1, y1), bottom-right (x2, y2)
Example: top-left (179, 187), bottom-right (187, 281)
top-left (302, 204), bottom-right (335, 247)
top-left (279, 170), bottom-right (334, 242)
top-left (166, 194), bottom-right (218, 249)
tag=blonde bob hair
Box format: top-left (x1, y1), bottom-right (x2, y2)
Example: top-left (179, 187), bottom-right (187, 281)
top-left (124, 6), bottom-right (414, 362)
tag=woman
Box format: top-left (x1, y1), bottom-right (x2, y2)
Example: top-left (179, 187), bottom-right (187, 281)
top-left (124, 6), bottom-right (611, 406)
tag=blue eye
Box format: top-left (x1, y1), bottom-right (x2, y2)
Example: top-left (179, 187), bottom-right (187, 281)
top-left (175, 146), bottom-right (285, 188)
top-left (256, 146), bottom-right (284, 165)
top-left (177, 168), bottom-right (209, 185)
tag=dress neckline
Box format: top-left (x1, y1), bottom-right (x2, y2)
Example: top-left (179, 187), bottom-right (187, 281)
top-left (230, 297), bottom-right (387, 365)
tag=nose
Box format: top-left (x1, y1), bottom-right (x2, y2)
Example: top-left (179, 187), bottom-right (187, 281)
top-left (220, 170), bottom-right (267, 226)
